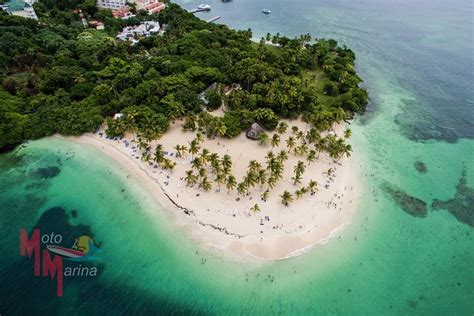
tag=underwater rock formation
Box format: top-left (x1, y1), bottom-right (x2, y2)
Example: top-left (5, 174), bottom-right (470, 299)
top-left (382, 182), bottom-right (428, 217)
top-left (432, 169), bottom-right (474, 227)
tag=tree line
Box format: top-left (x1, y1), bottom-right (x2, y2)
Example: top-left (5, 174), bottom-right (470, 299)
top-left (0, 1), bottom-right (368, 151)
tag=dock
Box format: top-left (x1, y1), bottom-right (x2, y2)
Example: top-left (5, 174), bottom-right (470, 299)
top-left (206, 16), bottom-right (221, 23)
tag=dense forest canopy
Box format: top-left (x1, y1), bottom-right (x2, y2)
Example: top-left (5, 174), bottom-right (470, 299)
top-left (0, 0), bottom-right (368, 151)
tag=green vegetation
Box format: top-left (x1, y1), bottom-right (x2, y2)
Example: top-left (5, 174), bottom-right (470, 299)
top-left (0, 1), bottom-right (367, 151)
top-left (169, 115), bottom-right (353, 206)
top-left (280, 190), bottom-right (294, 206)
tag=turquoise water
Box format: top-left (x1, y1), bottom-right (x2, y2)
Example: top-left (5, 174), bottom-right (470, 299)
top-left (1, 0), bottom-right (473, 314)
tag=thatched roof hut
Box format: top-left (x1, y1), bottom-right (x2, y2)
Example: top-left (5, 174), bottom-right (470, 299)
top-left (246, 123), bottom-right (264, 140)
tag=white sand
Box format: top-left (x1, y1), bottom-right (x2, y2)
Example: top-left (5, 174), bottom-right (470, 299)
top-left (66, 118), bottom-right (361, 260)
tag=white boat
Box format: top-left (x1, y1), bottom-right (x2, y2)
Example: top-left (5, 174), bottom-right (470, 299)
top-left (197, 4), bottom-right (212, 11)
top-left (262, 9), bottom-right (271, 14)
top-left (46, 245), bottom-right (85, 259)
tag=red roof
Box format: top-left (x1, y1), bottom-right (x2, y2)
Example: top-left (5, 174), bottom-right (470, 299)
top-left (144, 2), bottom-right (165, 13)
top-left (112, 6), bottom-right (131, 18)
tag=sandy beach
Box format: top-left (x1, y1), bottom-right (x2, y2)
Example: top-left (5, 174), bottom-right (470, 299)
top-left (66, 118), bottom-right (361, 260)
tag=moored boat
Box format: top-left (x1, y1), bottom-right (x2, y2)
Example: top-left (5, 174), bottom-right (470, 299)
top-left (197, 4), bottom-right (212, 11)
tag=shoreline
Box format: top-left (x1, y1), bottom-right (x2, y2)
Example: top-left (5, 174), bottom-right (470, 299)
top-left (64, 119), bottom-right (361, 261)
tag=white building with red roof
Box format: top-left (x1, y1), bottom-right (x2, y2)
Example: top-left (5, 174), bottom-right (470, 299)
top-left (136, 0), bottom-right (165, 14)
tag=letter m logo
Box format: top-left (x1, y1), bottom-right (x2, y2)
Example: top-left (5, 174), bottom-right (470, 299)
top-left (20, 229), bottom-right (40, 276)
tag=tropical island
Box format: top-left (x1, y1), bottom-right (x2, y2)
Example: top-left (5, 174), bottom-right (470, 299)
top-left (0, 0), bottom-right (368, 259)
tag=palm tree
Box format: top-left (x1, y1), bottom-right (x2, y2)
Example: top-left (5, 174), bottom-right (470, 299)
top-left (226, 175), bottom-right (237, 193)
top-left (308, 180), bottom-right (318, 194)
top-left (154, 144), bottom-right (165, 164)
top-left (280, 190), bottom-right (293, 206)
top-left (137, 135), bottom-right (149, 151)
top-left (195, 132), bottom-right (204, 144)
top-left (209, 153), bottom-right (221, 174)
top-left (305, 128), bottom-right (320, 144)
top-left (257, 169), bottom-right (268, 187)
top-left (307, 150), bottom-right (316, 165)
top-left (296, 131), bottom-right (304, 140)
top-left (314, 138), bottom-right (326, 156)
top-left (300, 186), bottom-right (308, 195)
top-left (261, 190), bottom-right (269, 202)
top-left (209, 152), bottom-right (219, 163)
top-left (169, 102), bottom-right (186, 121)
top-left (286, 136), bottom-right (296, 153)
top-left (244, 171), bottom-right (258, 189)
top-left (277, 150), bottom-right (288, 163)
top-left (109, 116), bottom-right (126, 136)
top-left (200, 148), bottom-right (210, 164)
top-left (222, 154), bottom-right (232, 174)
top-left (162, 158), bottom-right (176, 171)
top-left (324, 168), bottom-right (334, 177)
top-left (185, 170), bottom-right (198, 186)
top-left (292, 174), bottom-right (302, 185)
top-left (141, 152), bottom-right (152, 163)
top-left (345, 144), bottom-right (352, 157)
top-left (237, 182), bottom-right (247, 196)
top-left (291, 126), bottom-right (299, 134)
top-left (295, 189), bottom-right (304, 199)
top-left (295, 161), bottom-right (306, 174)
top-left (200, 177), bottom-right (212, 192)
top-left (267, 175), bottom-right (277, 189)
top-left (173, 145), bottom-right (181, 158)
top-left (250, 203), bottom-right (261, 212)
top-left (276, 122), bottom-right (288, 135)
top-left (248, 160), bottom-right (262, 173)
top-left (332, 107), bottom-right (347, 124)
top-left (141, 116), bottom-right (161, 141)
top-left (337, 144), bottom-right (352, 162)
top-left (296, 143), bottom-right (308, 156)
top-left (180, 145), bottom-right (188, 157)
top-left (197, 114), bottom-right (206, 130)
top-left (174, 145), bottom-right (187, 158)
top-left (182, 114), bottom-right (197, 131)
top-left (270, 160), bottom-right (284, 181)
top-left (188, 139), bottom-right (200, 159)
top-left (215, 172), bottom-right (226, 190)
top-left (271, 134), bottom-right (280, 149)
top-left (344, 128), bottom-right (352, 139)
top-left (124, 111), bottom-right (138, 140)
top-left (272, 33), bottom-right (281, 45)
top-left (292, 161), bottom-right (306, 185)
top-left (265, 151), bottom-right (275, 162)
top-left (198, 167), bottom-right (207, 178)
top-left (191, 157), bottom-right (202, 170)
top-left (257, 132), bottom-right (269, 146)
top-left (215, 121), bottom-right (227, 145)
top-left (326, 137), bottom-right (345, 161)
